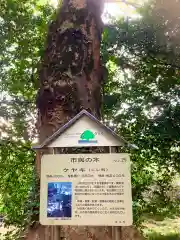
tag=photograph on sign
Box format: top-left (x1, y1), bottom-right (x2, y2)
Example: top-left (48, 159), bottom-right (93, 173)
top-left (40, 153), bottom-right (133, 226)
top-left (47, 182), bottom-right (72, 218)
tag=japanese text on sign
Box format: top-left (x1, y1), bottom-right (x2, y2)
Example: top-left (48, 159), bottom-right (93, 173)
top-left (40, 153), bottom-right (132, 226)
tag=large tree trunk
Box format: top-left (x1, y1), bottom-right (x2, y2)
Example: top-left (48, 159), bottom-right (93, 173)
top-left (25, 0), bottom-right (144, 239)
top-left (37, 0), bottom-right (104, 142)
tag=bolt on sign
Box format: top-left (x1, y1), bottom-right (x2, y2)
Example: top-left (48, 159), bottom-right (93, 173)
top-left (40, 153), bottom-right (132, 226)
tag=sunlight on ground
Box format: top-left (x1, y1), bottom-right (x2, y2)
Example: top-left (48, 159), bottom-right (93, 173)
top-left (143, 217), bottom-right (180, 240)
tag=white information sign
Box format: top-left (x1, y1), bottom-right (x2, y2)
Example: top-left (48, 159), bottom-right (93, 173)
top-left (48, 116), bottom-right (123, 148)
top-left (40, 153), bottom-right (133, 226)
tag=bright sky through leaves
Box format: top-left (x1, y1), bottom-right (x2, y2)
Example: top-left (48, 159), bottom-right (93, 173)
top-left (48, 0), bottom-right (143, 22)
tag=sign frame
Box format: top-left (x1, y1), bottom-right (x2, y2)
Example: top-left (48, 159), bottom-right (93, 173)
top-left (32, 109), bottom-right (137, 234)
top-left (40, 153), bottom-right (133, 226)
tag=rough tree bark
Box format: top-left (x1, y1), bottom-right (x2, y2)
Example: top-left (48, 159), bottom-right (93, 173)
top-left (37, 0), bottom-right (104, 142)
top-left (25, 0), bottom-right (144, 239)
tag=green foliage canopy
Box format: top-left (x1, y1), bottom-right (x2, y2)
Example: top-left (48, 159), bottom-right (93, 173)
top-left (102, 0), bottom-right (180, 223)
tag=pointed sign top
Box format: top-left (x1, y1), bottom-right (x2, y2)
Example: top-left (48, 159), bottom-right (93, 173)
top-left (32, 110), bottom-right (138, 149)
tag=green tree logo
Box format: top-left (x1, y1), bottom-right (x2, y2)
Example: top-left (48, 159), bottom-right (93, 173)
top-left (78, 130), bottom-right (97, 143)
top-left (80, 130), bottom-right (95, 141)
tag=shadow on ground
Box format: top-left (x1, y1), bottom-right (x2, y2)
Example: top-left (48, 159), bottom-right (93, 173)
top-left (147, 232), bottom-right (180, 240)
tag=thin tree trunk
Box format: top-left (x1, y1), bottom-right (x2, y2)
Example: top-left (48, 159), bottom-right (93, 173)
top-left (25, 0), bottom-right (144, 239)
